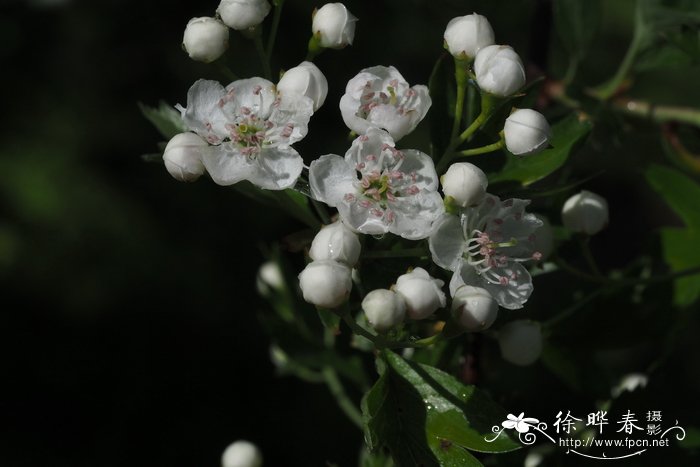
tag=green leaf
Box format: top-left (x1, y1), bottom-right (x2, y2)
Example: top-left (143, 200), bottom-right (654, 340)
top-left (489, 113), bottom-right (592, 186)
top-left (553, 0), bottom-right (602, 60)
top-left (138, 101), bottom-right (186, 140)
top-left (646, 164), bottom-right (700, 228)
top-left (660, 228), bottom-right (700, 306)
top-left (429, 53), bottom-right (453, 158)
top-left (232, 182), bottom-right (320, 229)
top-left (362, 351), bottom-right (519, 466)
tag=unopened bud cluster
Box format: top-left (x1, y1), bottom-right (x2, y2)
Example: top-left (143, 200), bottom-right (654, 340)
top-left (361, 267), bottom-right (446, 332)
top-left (299, 221), bottom-right (360, 309)
top-left (443, 13), bottom-right (551, 158)
top-left (182, 0), bottom-right (272, 63)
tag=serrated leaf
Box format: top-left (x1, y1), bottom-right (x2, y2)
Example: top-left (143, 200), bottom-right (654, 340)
top-left (553, 0), bottom-right (602, 59)
top-left (362, 351), bottom-right (519, 466)
top-left (646, 164), bottom-right (700, 228)
top-left (489, 113), bottom-right (592, 186)
top-left (660, 228), bottom-right (700, 307)
top-left (138, 101), bottom-right (185, 139)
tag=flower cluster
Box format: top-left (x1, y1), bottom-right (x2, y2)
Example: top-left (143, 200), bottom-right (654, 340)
top-left (152, 2), bottom-right (614, 382)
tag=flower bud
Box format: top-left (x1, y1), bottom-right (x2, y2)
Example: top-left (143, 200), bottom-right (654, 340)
top-left (474, 45), bottom-right (526, 97)
top-left (443, 13), bottom-right (495, 60)
top-left (441, 162), bottom-right (488, 207)
top-left (277, 61), bottom-right (328, 111)
top-left (217, 0), bottom-right (271, 31)
top-left (452, 285), bottom-right (498, 331)
top-left (498, 320), bottom-right (542, 366)
top-left (163, 132), bottom-right (208, 182)
top-left (362, 289), bottom-right (406, 332)
top-left (309, 220), bottom-right (361, 266)
top-left (504, 109), bottom-right (551, 156)
top-left (312, 3), bottom-right (357, 49)
top-left (298, 260), bottom-right (352, 308)
top-left (221, 440), bottom-right (262, 467)
top-left (395, 267), bottom-right (446, 320)
top-left (256, 261), bottom-right (284, 296)
top-left (182, 17), bottom-right (229, 63)
top-left (561, 190), bottom-right (609, 235)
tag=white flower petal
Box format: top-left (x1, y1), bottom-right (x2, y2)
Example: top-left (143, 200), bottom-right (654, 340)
top-left (478, 262), bottom-right (533, 310)
top-left (344, 127), bottom-right (395, 170)
top-left (247, 146), bottom-right (304, 190)
top-left (429, 214), bottom-right (466, 271)
top-left (340, 93), bottom-right (371, 135)
top-left (337, 200), bottom-right (389, 235)
top-left (178, 79), bottom-right (228, 142)
top-left (366, 105), bottom-right (414, 141)
top-left (267, 93), bottom-right (314, 145)
top-left (390, 191), bottom-right (444, 240)
top-left (396, 149), bottom-right (439, 191)
top-left (201, 143), bottom-right (258, 186)
top-left (309, 154), bottom-right (357, 206)
top-left (223, 77), bottom-right (276, 118)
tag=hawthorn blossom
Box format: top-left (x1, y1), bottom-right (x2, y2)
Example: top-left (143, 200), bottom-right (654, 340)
top-left (176, 78), bottom-right (314, 190)
top-left (429, 194), bottom-right (542, 309)
top-left (309, 128), bottom-right (443, 239)
top-left (339, 66), bottom-right (431, 141)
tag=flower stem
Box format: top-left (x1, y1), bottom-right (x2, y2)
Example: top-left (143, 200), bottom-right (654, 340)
top-left (266, 0), bottom-right (285, 60)
top-left (322, 366), bottom-right (363, 428)
top-left (254, 32), bottom-right (272, 80)
top-left (437, 111), bottom-right (488, 173)
top-left (450, 58), bottom-right (469, 142)
top-left (458, 139), bottom-right (504, 157)
top-left (579, 236), bottom-right (603, 277)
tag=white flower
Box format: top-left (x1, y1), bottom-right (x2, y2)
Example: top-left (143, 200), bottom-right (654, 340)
top-left (429, 194), bottom-right (543, 310)
top-left (452, 285), bottom-right (498, 331)
top-left (443, 13), bottom-right (495, 60)
top-left (362, 289), bottom-right (406, 332)
top-left (176, 78), bottom-right (314, 190)
top-left (561, 190), bottom-right (609, 235)
top-left (498, 320), bottom-right (542, 366)
top-left (221, 440), bottom-right (262, 467)
top-left (394, 267), bottom-right (446, 319)
top-left (309, 128), bottom-right (444, 239)
top-left (163, 132), bottom-right (208, 182)
top-left (502, 413), bottom-right (540, 433)
top-left (312, 3), bottom-right (357, 49)
top-left (441, 162), bottom-right (488, 207)
top-left (340, 66), bottom-right (431, 141)
top-left (309, 220), bottom-right (361, 266)
top-left (298, 260), bottom-right (352, 308)
top-left (217, 0), bottom-right (271, 31)
top-left (504, 109), bottom-right (551, 156)
top-left (474, 45), bottom-right (526, 97)
top-left (183, 17), bottom-right (229, 63)
top-left (277, 61), bottom-right (328, 111)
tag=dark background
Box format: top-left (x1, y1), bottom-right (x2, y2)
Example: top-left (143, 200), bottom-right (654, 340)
top-left (2, 0), bottom-right (700, 465)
